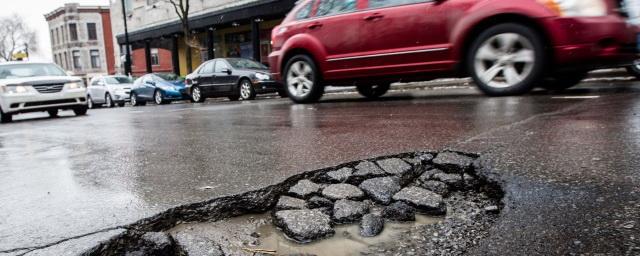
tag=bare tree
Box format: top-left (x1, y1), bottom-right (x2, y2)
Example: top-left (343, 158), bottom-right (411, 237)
top-left (0, 14), bottom-right (37, 62)
top-left (164, 0), bottom-right (202, 73)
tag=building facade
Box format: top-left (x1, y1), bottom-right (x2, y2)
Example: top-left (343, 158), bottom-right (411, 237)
top-left (110, 0), bottom-right (297, 77)
top-left (45, 3), bottom-right (116, 78)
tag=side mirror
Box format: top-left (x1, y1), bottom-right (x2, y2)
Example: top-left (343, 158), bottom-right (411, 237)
top-left (222, 68), bottom-right (232, 75)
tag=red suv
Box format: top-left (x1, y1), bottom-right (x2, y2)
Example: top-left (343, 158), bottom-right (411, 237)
top-left (269, 0), bottom-right (639, 103)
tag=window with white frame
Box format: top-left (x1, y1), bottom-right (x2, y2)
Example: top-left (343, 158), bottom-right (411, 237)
top-left (90, 50), bottom-right (101, 69)
top-left (151, 48), bottom-right (159, 66)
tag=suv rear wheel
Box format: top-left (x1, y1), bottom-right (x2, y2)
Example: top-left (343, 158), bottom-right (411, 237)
top-left (468, 23), bottom-right (545, 96)
top-left (284, 54), bottom-right (323, 103)
top-left (357, 83), bottom-right (391, 99)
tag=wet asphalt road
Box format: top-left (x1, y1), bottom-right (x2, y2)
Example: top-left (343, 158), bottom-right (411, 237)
top-left (0, 82), bottom-right (639, 254)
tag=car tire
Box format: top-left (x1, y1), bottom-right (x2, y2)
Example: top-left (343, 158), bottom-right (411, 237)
top-left (87, 95), bottom-right (95, 109)
top-left (228, 95), bottom-right (240, 101)
top-left (1, 108), bottom-right (12, 123)
top-left (277, 90), bottom-right (288, 98)
top-left (131, 93), bottom-right (142, 106)
top-left (626, 60), bottom-right (640, 79)
top-left (105, 93), bottom-right (114, 108)
top-left (239, 79), bottom-right (257, 100)
top-left (154, 90), bottom-right (169, 105)
top-left (356, 83), bottom-right (391, 99)
top-left (47, 109), bottom-right (59, 117)
top-left (73, 105), bottom-right (88, 116)
top-left (540, 71), bottom-right (588, 91)
top-left (191, 86), bottom-right (206, 103)
top-left (468, 23), bottom-right (546, 96)
top-left (284, 54), bottom-right (324, 103)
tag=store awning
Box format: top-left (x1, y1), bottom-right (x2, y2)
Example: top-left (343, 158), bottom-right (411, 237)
top-left (116, 0), bottom-right (297, 44)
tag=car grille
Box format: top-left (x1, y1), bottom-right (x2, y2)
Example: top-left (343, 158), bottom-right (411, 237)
top-left (32, 84), bottom-right (64, 94)
top-left (24, 99), bottom-right (77, 107)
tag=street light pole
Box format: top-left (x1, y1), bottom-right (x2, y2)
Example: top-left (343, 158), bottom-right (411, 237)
top-left (121, 0), bottom-right (132, 76)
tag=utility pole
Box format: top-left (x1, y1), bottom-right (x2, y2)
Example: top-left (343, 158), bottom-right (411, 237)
top-left (121, 0), bottom-right (132, 76)
top-left (24, 43), bottom-right (29, 60)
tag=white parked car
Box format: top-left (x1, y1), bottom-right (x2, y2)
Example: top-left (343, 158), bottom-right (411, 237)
top-left (87, 75), bottom-right (133, 108)
top-left (0, 62), bottom-right (88, 123)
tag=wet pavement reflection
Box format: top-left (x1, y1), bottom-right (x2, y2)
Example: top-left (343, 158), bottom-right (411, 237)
top-left (0, 83), bottom-right (638, 251)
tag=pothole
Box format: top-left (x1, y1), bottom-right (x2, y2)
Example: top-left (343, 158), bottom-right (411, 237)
top-left (83, 151), bottom-right (504, 256)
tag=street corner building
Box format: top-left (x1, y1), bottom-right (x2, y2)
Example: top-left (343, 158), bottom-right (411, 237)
top-left (45, 3), bottom-right (116, 80)
top-left (110, 0), bottom-right (298, 77)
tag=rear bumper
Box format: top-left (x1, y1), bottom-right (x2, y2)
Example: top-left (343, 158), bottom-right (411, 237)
top-left (542, 15), bottom-right (640, 69)
top-left (0, 89), bottom-right (87, 114)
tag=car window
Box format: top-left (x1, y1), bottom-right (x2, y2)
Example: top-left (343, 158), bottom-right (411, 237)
top-left (367, 0), bottom-right (428, 9)
top-left (316, 0), bottom-right (357, 17)
top-left (0, 63), bottom-right (67, 79)
top-left (295, 0), bottom-right (315, 20)
top-left (214, 60), bottom-right (231, 73)
top-left (142, 76), bottom-right (154, 84)
top-left (227, 58), bottom-right (267, 69)
top-left (91, 79), bottom-right (101, 86)
top-left (104, 76), bottom-right (133, 84)
top-left (199, 61), bottom-right (215, 74)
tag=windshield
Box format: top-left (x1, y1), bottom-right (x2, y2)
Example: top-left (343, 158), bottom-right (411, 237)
top-left (104, 76), bottom-right (133, 84)
top-left (226, 58), bottom-right (268, 70)
top-left (154, 73), bottom-right (182, 81)
top-left (0, 63), bottom-right (67, 79)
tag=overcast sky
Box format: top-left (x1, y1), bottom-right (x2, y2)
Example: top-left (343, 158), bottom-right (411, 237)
top-left (1, 0), bottom-right (111, 61)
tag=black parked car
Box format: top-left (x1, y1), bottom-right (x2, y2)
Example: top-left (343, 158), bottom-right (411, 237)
top-left (184, 58), bottom-right (285, 102)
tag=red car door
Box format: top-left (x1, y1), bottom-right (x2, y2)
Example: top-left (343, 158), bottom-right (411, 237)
top-left (351, 0), bottom-right (450, 77)
top-left (305, 0), bottom-right (366, 79)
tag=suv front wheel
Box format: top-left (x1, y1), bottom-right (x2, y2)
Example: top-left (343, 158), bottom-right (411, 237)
top-left (468, 23), bottom-right (545, 96)
top-left (284, 55), bottom-right (323, 103)
top-left (0, 108), bottom-right (12, 123)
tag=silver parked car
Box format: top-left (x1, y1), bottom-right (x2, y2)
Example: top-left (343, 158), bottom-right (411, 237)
top-left (87, 75), bottom-right (134, 108)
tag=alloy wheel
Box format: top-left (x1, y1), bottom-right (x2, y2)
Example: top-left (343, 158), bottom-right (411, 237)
top-left (286, 61), bottom-right (314, 97)
top-left (131, 94), bottom-right (137, 106)
top-left (474, 33), bottom-right (535, 89)
top-left (105, 95), bottom-right (113, 108)
top-left (155, 91), bottom-right (163, 104)
top-left (240, 81), bottom-right (252, 100)
top-left (87, 96), bottom-right (94, 109)
top-left (192, 87), bottom-right (202, 102)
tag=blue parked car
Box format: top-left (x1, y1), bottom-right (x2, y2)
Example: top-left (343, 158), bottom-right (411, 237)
top-left (130, 73), bottom-right (187, 106)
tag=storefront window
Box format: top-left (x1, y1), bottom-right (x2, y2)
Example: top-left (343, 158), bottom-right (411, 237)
top-left (224, 31), bottom-right (252, 59)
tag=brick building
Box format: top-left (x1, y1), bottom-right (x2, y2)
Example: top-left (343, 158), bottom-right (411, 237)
top-left (45, 3), bottom-right (116, 79)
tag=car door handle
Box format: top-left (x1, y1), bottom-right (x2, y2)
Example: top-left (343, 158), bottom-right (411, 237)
top-left (364, 13), bottom-right (384, 21)
top-left (307, 22), bottom-right (323, 30)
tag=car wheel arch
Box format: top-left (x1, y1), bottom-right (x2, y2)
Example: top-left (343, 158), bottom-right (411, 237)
top-left (454, 13), bottom-right (553, 76)
top-left (281, 48), bottom-right (324, 82)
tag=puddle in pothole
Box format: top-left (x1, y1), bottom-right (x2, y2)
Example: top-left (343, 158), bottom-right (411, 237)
top-left (170, 212), bottom-right (443, 256)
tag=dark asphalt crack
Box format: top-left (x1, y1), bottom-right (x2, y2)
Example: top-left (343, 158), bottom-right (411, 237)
top-left (0, 226), bottom-right (127, 256)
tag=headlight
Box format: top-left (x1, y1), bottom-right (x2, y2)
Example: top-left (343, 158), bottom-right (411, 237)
top-left (1, 85), bottom-right (30, 94)
top-left (65, 82), bottom-right (84, 89)
top-left (255, 73), bottom-right (271, 80)
top-left (538, 0), bottom-right (607, 17)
